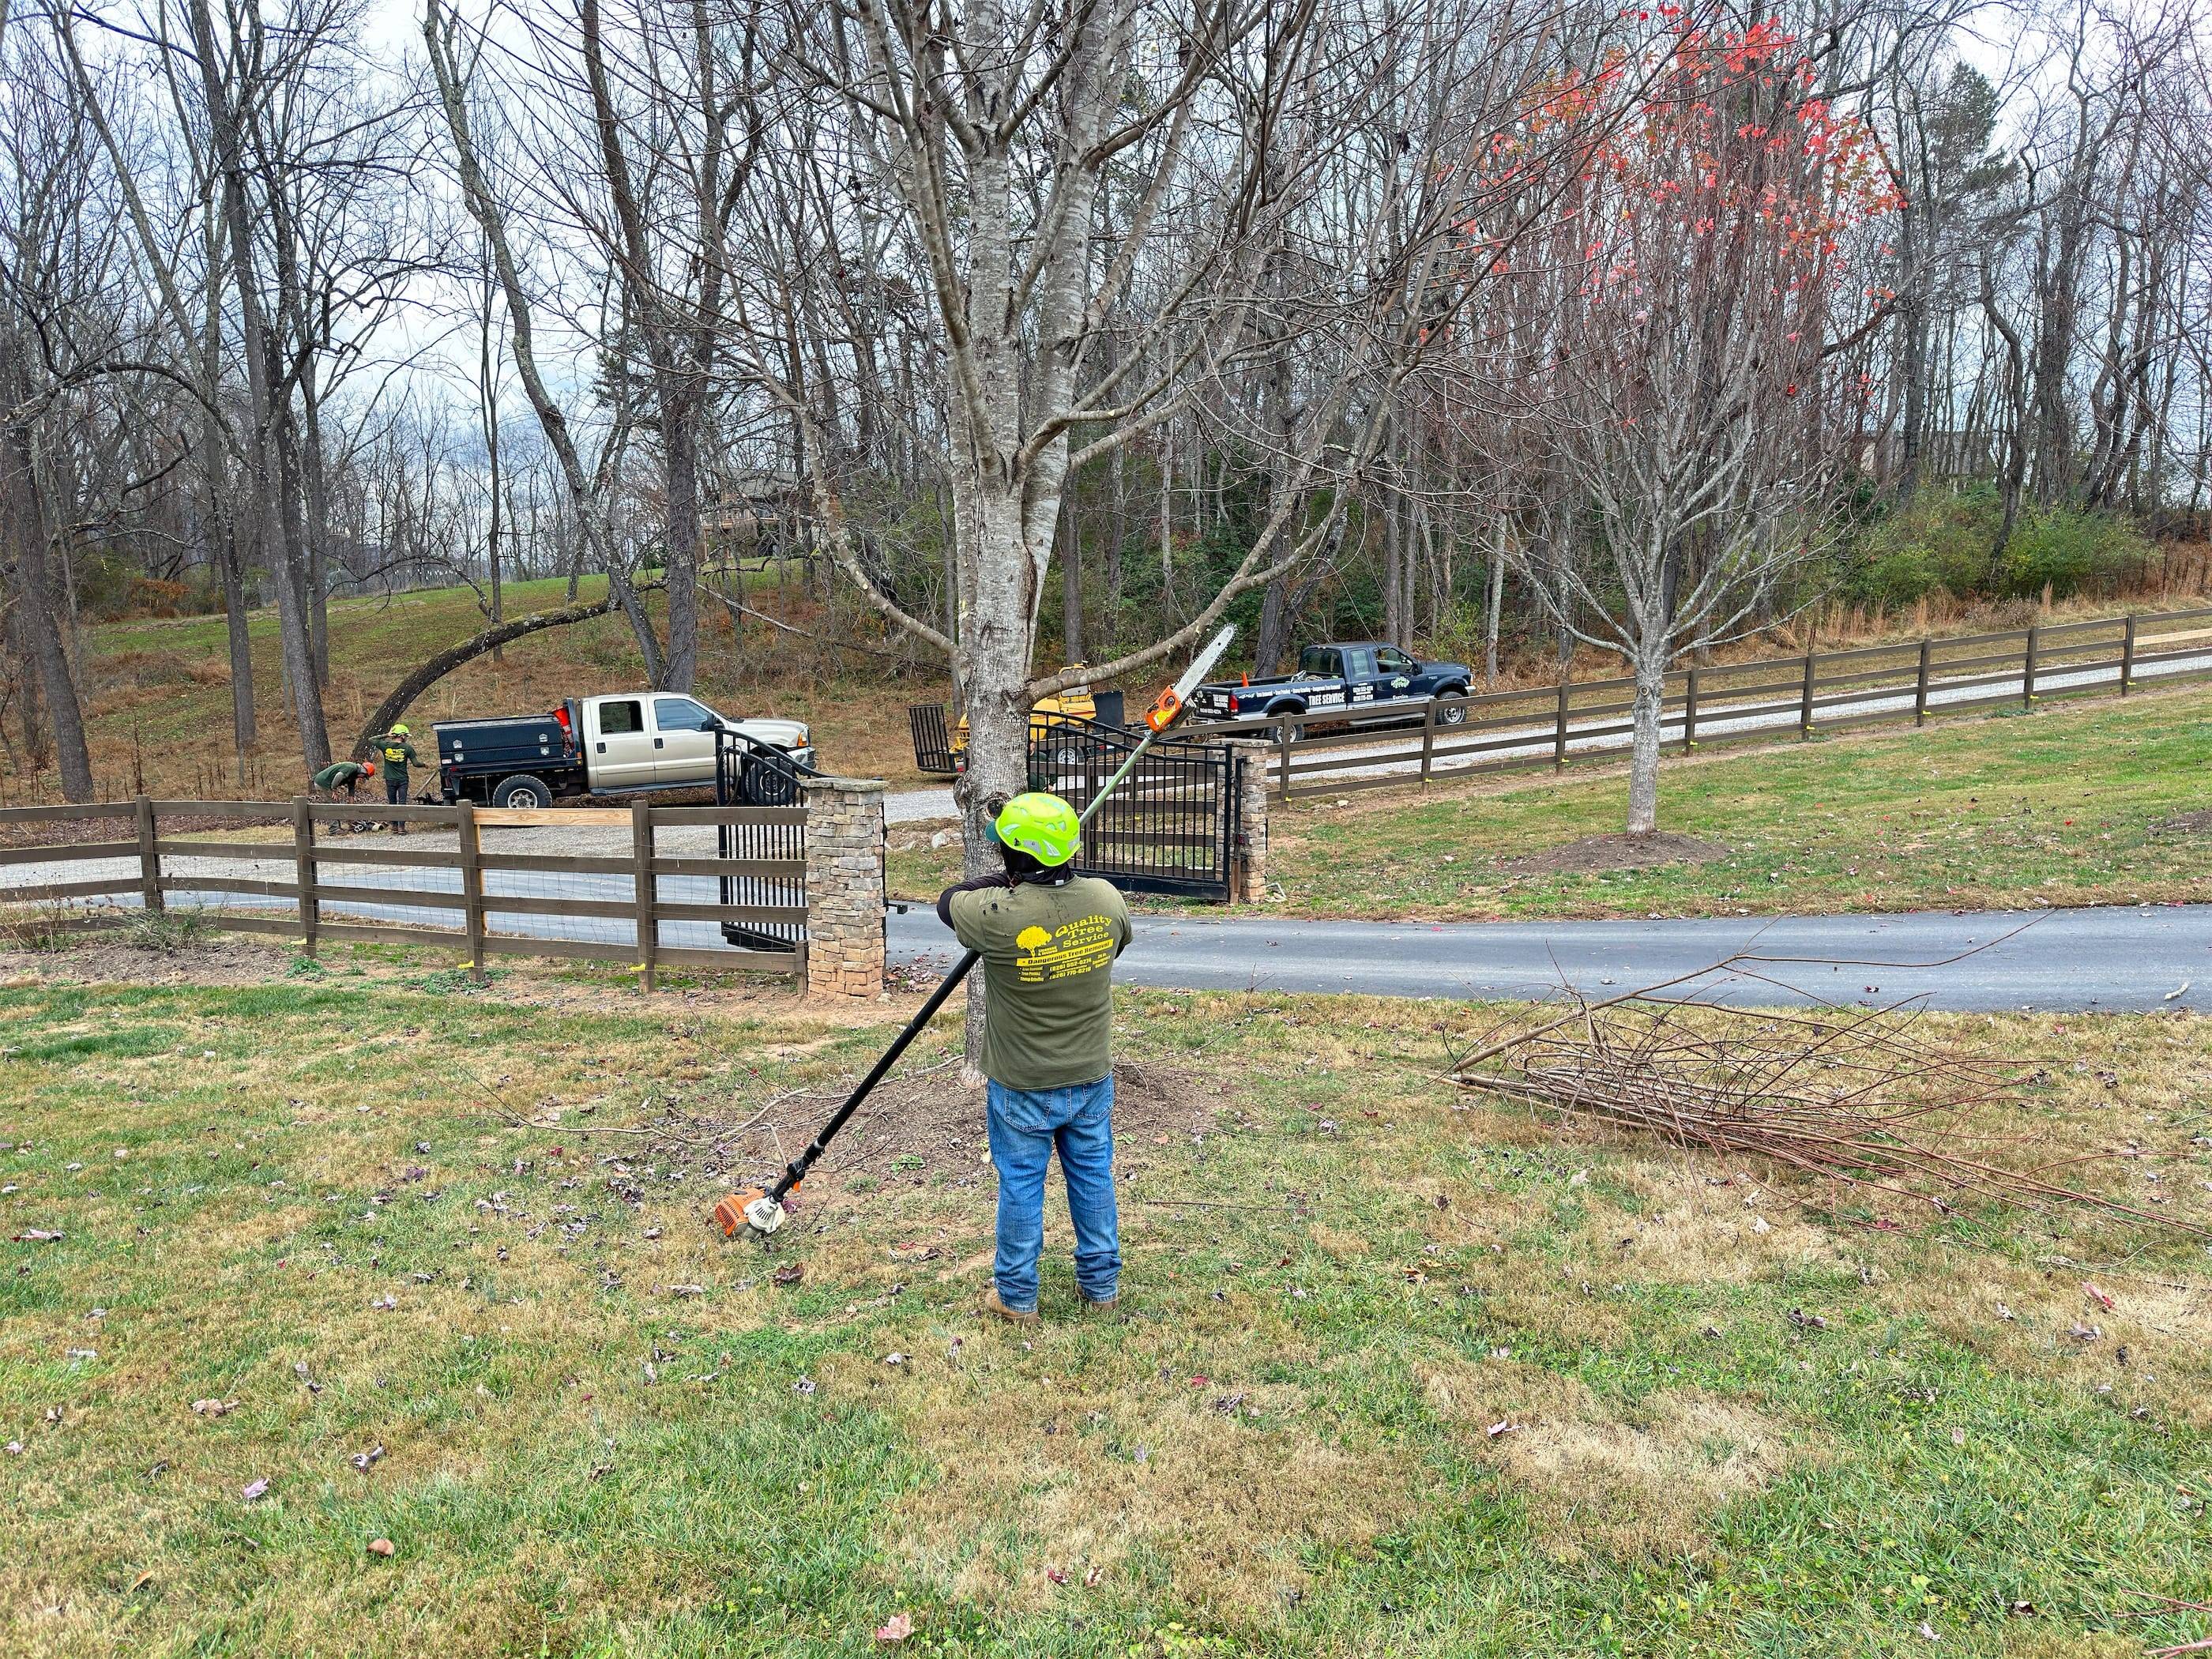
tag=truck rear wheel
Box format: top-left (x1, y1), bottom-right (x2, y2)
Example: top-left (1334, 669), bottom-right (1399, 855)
top-left (491, 774), bottom-right (554, 810)
top-left (1267, 704), bottom-right (1307, 742)
top-left (739, 753), bottom-right (800, 807)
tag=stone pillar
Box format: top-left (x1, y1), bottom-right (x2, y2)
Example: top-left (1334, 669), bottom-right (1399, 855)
top-left (803, 777), bottom-right (887, 999)
top-left (1226, 741), bottom-right (1271, 904)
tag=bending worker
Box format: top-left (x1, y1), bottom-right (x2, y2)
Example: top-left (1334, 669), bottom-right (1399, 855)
top-left (310, 757), bottom-right (374, 800)
top-left (938, 792), bottom-right (1132, 1323)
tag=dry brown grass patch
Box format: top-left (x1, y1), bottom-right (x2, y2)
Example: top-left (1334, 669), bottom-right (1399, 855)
top-left (850, 1331), bottom-right (1423, 1616)
top-left (1443, 1363), bottom-right (1819, 1563)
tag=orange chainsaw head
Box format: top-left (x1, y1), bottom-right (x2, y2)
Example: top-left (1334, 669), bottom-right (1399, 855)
top-left (1145, 687), bottom-right (1183, 732)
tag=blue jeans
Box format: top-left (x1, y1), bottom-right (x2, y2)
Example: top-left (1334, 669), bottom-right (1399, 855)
top-left (985, 1075), bottom-right (1119, 1312)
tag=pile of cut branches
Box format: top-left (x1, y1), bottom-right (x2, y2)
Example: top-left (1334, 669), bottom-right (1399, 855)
top-left (1449, 966), bottom-right (2199, 1236)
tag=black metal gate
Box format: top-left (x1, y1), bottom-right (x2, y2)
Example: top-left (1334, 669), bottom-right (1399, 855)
top-left (1027, 716), bottom-right (1236, 899)
top-left (712, 730), bottom-right (816, 952)
top-left (908, 705), bottom-right (958, 775)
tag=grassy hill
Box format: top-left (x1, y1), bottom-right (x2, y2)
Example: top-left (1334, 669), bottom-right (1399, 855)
top-left (41, 577), bottom-right (943, 800)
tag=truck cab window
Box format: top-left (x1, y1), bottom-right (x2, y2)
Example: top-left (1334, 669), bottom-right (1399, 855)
top-left (653, 697), bottom-right (718, 732)
top-left (1297, 647), bottom-right (1341, 679)
top-left (1376, 648), bottom-right (1415, 674)
top-left (599, 699), bottom-right (644, 735)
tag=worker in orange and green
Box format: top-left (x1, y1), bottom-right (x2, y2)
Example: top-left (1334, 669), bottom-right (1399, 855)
top-left (377, 724), bottom-right (421, 833)
top-left (310, 758), bottom-right (374, 799)
top-left (937, 792), bottom-right (1132, 1323)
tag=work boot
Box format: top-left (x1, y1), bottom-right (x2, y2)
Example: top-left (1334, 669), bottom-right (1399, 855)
top-left (1078, 1292), bottom-right (1119, 1318)
top-left (980, 1287), bottom-right (1039, 1325)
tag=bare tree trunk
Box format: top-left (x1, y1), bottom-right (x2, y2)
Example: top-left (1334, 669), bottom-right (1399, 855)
top-left (1059, 487), bottom-right (1082, 664)
top-left (1, 409), bottom-right (93, 800)
top-left (187, 0), bottom-right (329, 771)
top-left (1484, 524), bottom-right (1506, 687)
top-left (1625, 649), bottom-right (1666, 835)
top-left (353, 583), bottom-right (655, 757)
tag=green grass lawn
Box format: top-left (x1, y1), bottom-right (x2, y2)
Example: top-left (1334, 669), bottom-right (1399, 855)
top-left (890, 683), bottom-right (2212, 921)
top-left (3, 948), bottom-right (2210, 1655)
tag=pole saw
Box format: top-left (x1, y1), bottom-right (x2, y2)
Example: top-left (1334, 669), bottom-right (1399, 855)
top-left (716, 623), bottom-right (1239, 1242)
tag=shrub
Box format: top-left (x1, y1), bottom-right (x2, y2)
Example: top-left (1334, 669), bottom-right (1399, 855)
top-left (1843, 487), bottom-right (2000, 604)
top-left (1844, 489), bottom-right (2157, 604)
top-left (1996, 507), bottom-right (2155, 599)
top-left (121, 906), bottom-right (212, 954)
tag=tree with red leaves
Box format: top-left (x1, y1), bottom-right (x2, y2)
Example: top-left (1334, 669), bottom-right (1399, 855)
top-left (1495, 16), bottom-right (1898, 833)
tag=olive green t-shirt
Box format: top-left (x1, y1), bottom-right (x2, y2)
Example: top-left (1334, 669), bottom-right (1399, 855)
top-left (946, 875), bottom-right (1133, 1090)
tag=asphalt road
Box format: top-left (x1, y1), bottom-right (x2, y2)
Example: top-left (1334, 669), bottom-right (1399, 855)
top-left (12, 826), bottom-right (2210, 1010)
top-left (893, 900), bottom-right (2212, 1012)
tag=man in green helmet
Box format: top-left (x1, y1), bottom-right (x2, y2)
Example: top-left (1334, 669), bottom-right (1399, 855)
top-left (937, 792), bottom-right (1133, 1323)
top-left (377, 724), bottom-right (421, 834)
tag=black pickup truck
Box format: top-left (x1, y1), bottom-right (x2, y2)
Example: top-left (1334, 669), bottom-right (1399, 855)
top-left (1191, 641), bottom-right (1474, 734)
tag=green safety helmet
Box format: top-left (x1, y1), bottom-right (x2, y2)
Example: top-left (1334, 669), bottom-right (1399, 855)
top-left (990, 792), bottom-right (1080, 867)
top-left (389, 724), bottom-right (411, 736)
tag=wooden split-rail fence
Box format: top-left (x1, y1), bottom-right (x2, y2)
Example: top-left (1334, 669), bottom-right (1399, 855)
top-left (1189, 604), bottom-right (2212, 799)
top-left (0, 799), bottom-right (808, 988)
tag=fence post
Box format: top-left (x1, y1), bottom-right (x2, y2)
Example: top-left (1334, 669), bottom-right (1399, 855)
top-left (1226, 741), bottom-right (1272, 904)
top-left (801, 777), bottom-right (887, 998)
top-left (1682, 666), bottom-right (1699, 754)
top-left (134, 794), bottom-right (163, 916)
top-left (1914, 638), bottom-right (1932, 727)
top-left (630, 800), bottom-right (657, 993)
top-left (1553, 679), bottom-right (1570, 768)
top-left (2120, 613), bottom-right (2137, 695)
top-left (292, 796), bottom-right (318, 957)
top-left (2022, 623), bottom-right (2039, 708)
top-left (456, 799), bottom-right (486, 984)
top-left (1419, 698), bottom-right (1437, 785)
top-left (1799, 645), bottom-right (1817, 736)
top-left (1274, 713), bottom-right (1292, 801)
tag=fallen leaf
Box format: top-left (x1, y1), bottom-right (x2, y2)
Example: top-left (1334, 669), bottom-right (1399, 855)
top-left (190, 1398), bottom-right (237, 1417)
top-left (14, 1228), bottom-right (63, 1243)
top-left (874, 1612), bottom-right (912, 1643)
top-left (666, 1284), bottom-right (706, 1298)
top-left (351, 1444), bottom-right (385, 1472)
top-left (773, 1264), bottom-right (803, 1287)
top-left (367, 1538), bottom-right (396, 1558)
top-left (793, 1376), bottom-right (817, 1395)
top-left (882, 1352), bottom-right (907, 1367)
top-left (1083, 1565), bottom-right (1104, 1587)
top-left (2082, 1281), bottom-right (2115, 1311)
top-left (1045, 1566), bottom-right (1069, 1586)
top-left (1486, 1419), bottom-right (1519, 1438)
top-left (239, 1477), bottom-right (270, 1502)
top-left (2067, 1322), bottom-right (2102, 1342)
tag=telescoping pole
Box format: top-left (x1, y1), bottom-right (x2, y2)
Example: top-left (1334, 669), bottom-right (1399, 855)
top-left (720, 627), bottom-right (1240, 1239)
